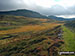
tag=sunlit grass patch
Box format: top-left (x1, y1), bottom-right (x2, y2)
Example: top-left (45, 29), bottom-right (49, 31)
top-left (62, 26), bottom-right (75, 51)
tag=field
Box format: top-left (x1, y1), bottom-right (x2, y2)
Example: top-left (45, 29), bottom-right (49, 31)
top-left (0, 15), bottom-right (75, 56)
top-left (63, 26), bottom-right (75, 51)
top-left (0, 15), bottom-right (64, 56)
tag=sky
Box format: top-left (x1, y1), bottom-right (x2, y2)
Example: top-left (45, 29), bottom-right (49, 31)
top-left (0, 0), bottom-right (75, 18)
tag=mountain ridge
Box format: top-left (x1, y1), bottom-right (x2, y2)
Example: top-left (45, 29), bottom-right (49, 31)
top-left (0, 9), bottom-right (75, 21)
top-left (0, 9), bottom-right (48, 19)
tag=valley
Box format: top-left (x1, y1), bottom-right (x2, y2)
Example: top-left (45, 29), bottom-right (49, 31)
top-left (0, 15), bottom-right (75, 56)
top-left (0, 0), bottom-right (75, 55)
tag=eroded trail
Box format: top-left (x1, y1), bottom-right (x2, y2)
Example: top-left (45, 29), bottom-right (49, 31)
top-left (47, 26), bottom-right (64, 56)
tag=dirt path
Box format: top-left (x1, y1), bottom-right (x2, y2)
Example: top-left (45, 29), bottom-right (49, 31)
top-left (47, 27), bottom-right (64, 56)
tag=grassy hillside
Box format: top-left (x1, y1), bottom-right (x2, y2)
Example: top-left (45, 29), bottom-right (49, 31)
top-left (60, 26), bottom-right (75, 56)
top-left (0, 15), bottom-right (64, 56)
top-left (0, 15), bottom-right (54, 31)
top-left (64, 20), bottom-right (75, 32)
top-left (58, 20), bottom-right (75, 56)
top-left (0, 9), bottom-right (48, 19)
top-left (62, 21), bottom-right (75, 52)
top-left (62, 26), bottom-right (75, 51)
top-left (0, 25), bottom-right (63, 56)
top-left (1, 15), bottom-right (75, 56)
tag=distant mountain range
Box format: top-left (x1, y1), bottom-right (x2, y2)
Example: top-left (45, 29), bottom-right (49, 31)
top-left (0, 9), bottom-right (75, 21)
top-left (48, 15), bottom-right (66, 21)
top-left (48, 15), bottom-right (75, 21)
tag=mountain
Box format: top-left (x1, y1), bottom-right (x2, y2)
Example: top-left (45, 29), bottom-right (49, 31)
top-left (0, 9), bottom-right (48, 19)
top-left (48, 15), bottom-right (68, 21)
top-left (70, 18), bottom-right (75, 20)
top-left (48, 15), bottom-right (75, 21)
top-left (0, 9), bottom-right (75, 21)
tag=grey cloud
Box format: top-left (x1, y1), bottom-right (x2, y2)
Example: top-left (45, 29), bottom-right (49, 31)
top-left (37, 5), bottom-right (75, 15)
top-left (0, 0), bottom-right (28, 11)
top-left (0, 0), bottom-right (75, 15)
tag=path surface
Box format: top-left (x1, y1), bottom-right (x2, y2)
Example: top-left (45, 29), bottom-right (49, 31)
top-left (47, 27), bottom-right (64, 56)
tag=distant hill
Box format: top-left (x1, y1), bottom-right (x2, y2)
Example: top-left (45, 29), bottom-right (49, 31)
top-left (65, 20), bottom-right (75, 28)
top-left (69, 18), bottom-right (75, 20)
top-left (64, 20), bottom-right (75, 31)
top-left (48, 15), bottom-right (66, 21)
top-left (0, 9), bottom-right (75, 21)
top-left (0, 9), bottom-right (48, 19)
top-left (48, 15), bottom-right (75, 21)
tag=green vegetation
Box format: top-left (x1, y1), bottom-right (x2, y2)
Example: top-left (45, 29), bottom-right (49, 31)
top-left (62, 20), bottom-right (75, 53)
top-left (62, 26), bottom-right (75, 51)
top-left (60, 26), bottom-right (75, 56)
top-left (0, 26), bottom-right (18, 31)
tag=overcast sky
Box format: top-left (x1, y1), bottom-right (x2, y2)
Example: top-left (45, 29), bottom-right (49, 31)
top-left (0, 0), bottom-right (75, 18)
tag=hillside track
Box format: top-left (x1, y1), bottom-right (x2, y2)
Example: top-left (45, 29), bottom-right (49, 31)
top-left (47, 27), bottom-right (64, 56)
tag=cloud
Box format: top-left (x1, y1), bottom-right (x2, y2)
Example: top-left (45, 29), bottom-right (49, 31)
top-left (0, 0), bottom-right (28, 10)
top-left (0, 0), bottom-right (75, 16)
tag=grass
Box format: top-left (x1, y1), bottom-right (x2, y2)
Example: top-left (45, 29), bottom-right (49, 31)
top-left (60, 26), bottom-right (75, 56)
top-left (0, 15), bottom-right (64, 56)
top-left (0, 24), bottom-right (62, 56)
top-left (0, 26), bottom-right (18, 31)
top-left (0, 23), bottom-right (60, 35)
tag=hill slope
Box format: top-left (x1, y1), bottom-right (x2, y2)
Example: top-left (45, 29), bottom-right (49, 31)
top-left (64, 20), bottom-right (75, 31)
top-left (0, 15), bottom-right (54, 31)
top-left (0, 15), bottom-right (64, 56)
top-left (48, 15), bottom-right (66, 21)
top-left (0, 9), bottom-right (48, 19)
top-left (48, 15), bottom-right (75, 21)
top-left (0, 9), bottom-right (75, 21)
